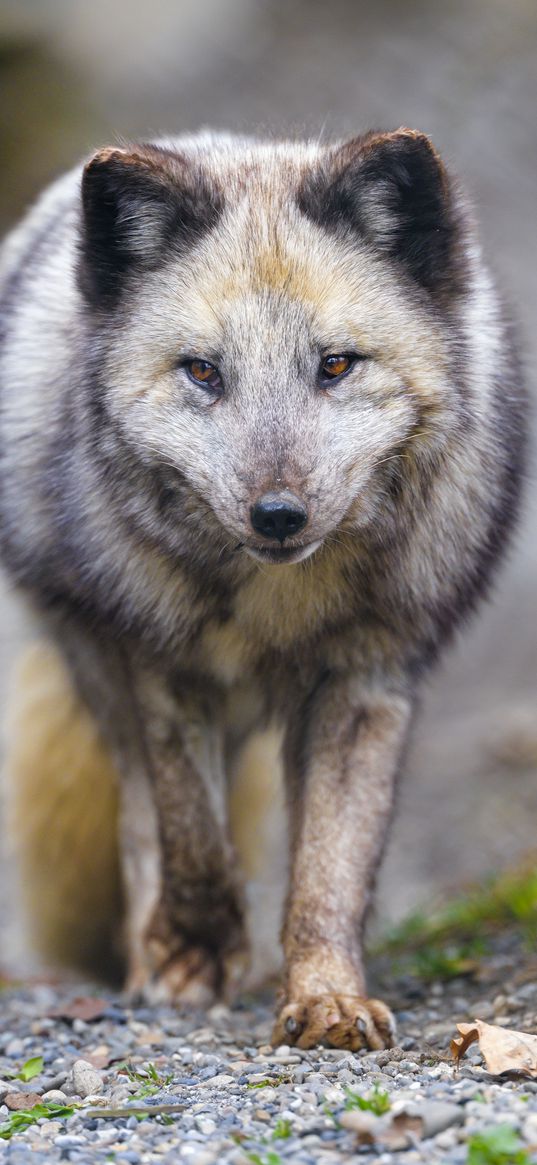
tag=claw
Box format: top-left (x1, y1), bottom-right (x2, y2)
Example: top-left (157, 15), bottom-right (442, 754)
top-left (274, 994), bottom-right (395, 1052)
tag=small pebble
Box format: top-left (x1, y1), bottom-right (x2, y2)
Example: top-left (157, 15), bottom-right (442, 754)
top-left (66, 1059), bottom-right (104, 1098)
top-left (41, 1089), bottom-right (68, 1103)
top-left (0, 929), bottom-right (534, 1164)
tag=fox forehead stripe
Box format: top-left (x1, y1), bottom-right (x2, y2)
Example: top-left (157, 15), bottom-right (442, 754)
top-left (113, 202), bottom-right (452, 428)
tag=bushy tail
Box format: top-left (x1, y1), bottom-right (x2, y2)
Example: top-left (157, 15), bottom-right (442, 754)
top-left (229, 727), bottom-right (286, 985)
top-left (3, 641), bottom-right (125, 982)
top-left (2, 642), bottom-right (287, 987)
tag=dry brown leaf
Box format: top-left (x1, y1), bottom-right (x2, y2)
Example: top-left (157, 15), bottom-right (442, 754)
top-left (339, 1108), bottom-right (424, 1149)
top-left (341, 1101), bottom-right (462, 1149)
top-left (49, 996), bottom-right (109, 1023)
top-left (382, 1112), bottom-right (424, 1150)
top-left (452, 1018), bottom-right (537, 1077)
top-left (339, 1110), bottom-right (378, 1144)
top-left (0, 970), bottom-right (62, 989)
top-left (451, 1023), bottom-right (480, 1064)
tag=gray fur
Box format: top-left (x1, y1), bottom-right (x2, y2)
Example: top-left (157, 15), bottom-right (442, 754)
top-left (0, 130), bottom-right (526, 1046)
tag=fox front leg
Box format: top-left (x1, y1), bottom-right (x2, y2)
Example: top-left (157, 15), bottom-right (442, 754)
top-left (274, 677), bottom-right (413, 1050)
top-left (117, 668), bottom-right (248, 1006)
top-left (55, 618), bottom-right (247, 1005)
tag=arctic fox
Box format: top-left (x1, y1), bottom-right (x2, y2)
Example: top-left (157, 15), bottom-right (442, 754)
top-left (0, 130), bottom-right (525, 1049)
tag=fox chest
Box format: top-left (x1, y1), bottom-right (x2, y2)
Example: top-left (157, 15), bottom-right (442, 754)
top-left (196, 555), bottom-right (355, 687)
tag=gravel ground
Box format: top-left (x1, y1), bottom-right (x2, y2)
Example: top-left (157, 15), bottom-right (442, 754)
top-left (1, 929), bottom-right (537, 1164)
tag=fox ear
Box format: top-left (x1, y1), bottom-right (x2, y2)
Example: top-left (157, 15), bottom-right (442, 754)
top-left (300, 129), bottom-right (460, 296)
top-left (79, 146), bottom-right (221, 308)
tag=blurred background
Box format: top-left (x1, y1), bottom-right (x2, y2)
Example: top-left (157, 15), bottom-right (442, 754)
top-left (0, 0), bottom-right (536, 965)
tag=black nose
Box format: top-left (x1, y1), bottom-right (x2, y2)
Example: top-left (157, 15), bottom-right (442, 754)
top-left (250, 493), bottom-right (308, 543)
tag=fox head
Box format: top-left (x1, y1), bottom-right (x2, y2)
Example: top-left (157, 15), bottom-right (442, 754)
top-left (79, 132), bottom-right (468, 566)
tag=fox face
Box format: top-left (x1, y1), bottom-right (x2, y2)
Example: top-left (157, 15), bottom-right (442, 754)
top-left (80, 133), bottom-right (465, 566)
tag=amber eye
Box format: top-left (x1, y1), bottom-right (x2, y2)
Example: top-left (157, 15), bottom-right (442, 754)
top-left (184, 359), bottom-right (223, 394)
top-left (320, 354), bottom-right (355, 382)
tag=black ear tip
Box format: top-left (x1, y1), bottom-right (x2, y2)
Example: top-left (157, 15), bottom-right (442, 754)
top-left (356, 128), bottom-right (451, 208)
top-left (82, 148), bottom-right (142, 188)
top-left (388, 127), bottom-right (435, 146)
top-left (362, 128), bottom-right (444, 169)
top-left (84, 148), bottom-right (118, 174)
top-left (299, 126), bottom-right (461, 298)
top-left (334, 129), bottom-right (449, 197)
top-left (78, 143), bottom-right (224, 311)
top-left (81, 150), bottom-right (126, 211)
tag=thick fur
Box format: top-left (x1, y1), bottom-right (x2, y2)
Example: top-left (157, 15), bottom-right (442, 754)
top-left (4, 639), bottom-right (284, 985)
top-left (4, 641), bottom-right (123, 982)
top-left (0, 130), bottom-right (526, 1048)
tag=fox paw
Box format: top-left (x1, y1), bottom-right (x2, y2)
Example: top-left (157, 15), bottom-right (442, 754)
top-left (126, 941), bottom-right (248, 1008)
top-left (272, 994), bottom-right (396, 1051)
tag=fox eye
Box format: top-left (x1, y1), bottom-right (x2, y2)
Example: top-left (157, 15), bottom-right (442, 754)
top-left (184, 359), bottom-right (223, 394)
top-left (319, 354), bottom-right (357, 383)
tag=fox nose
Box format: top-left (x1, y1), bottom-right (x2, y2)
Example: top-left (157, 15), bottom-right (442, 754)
top-left (250, 493), bottom-right (308, 543)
